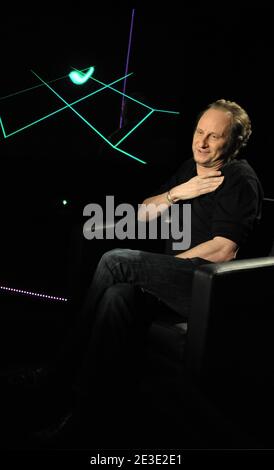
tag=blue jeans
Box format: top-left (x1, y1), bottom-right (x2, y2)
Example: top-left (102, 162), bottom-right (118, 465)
top-left (70, 249), bottom-right (210, 400)
top-left (81, 248), bottom-right (209, 319)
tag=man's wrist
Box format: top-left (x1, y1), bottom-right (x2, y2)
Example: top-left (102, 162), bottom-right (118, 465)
top-left (166, 190), bottom-right (176, 204)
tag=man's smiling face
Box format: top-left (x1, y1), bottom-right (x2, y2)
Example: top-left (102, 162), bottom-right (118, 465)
top-left (192, 108), bottom-right (232, 168)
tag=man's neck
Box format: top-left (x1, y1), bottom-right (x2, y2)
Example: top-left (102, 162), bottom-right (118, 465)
top-left (196, 161), bottom-right (224, 176)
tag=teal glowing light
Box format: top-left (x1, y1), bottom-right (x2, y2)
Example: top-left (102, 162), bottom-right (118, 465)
top-left (0, 72), bottom-right (133, 138)
top-left (0, 67), bottom-right (180, 164)
top-left (31, 70), bottom-right (147, 165)
top-left (69, 66), bottom-right (95, 85)
top-left (62, 199), bottom-right (68, 206)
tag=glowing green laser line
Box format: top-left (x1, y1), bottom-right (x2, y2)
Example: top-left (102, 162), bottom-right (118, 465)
top-left (1, 65), bottom-right (178, 162)
top-left (63, 67), bottom-right (181, 116)
top-left (0, 66), bottom-right (95, 101)
top-left (0, 116), bottom-right (6, 138)
top-left (2, 73), bottom-right (133, 138)
top-left (31, 70), bottom-right (147, 165)
top-left (89, 76), bottom-right (179, 114)
top-left (153, 108), bottom-right (180, 115)
top-left (72, 68), bottom-right (153, 112)
top-left (73, 68), bottom-right (180, 115)
top-left (114, 110), bottom-right (154, 147)
top-left (0, 75), bottom-right (67, 101)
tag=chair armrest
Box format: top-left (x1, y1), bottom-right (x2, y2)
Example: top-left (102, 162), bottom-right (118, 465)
top-left (185, 257), bottom-right (274, 384)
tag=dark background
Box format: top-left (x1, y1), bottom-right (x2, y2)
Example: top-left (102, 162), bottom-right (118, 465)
top-left (0, 8), bottom-right (273, 299)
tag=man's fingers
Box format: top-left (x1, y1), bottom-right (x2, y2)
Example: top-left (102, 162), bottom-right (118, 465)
top-left (203, 176), bottom-right (224, 183)
top-left (199, 177), bottom-right (224, 186)
top-left (200, 171), bottom-right (222, 178)
top-left (199, 184), bottom-right (222, 195)
top-left (198, 179), bottom-right (224, 192)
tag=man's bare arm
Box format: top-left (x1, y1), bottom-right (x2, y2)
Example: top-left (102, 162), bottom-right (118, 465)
top-left (137, 171), bottom-right (224, 222)
top-left (175, 236), bottom-right (238, 262)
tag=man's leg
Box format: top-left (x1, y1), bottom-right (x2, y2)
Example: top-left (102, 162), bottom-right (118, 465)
top-left (81, 248), bottom-right (203, 319)
top-left (75, 283), bottom-right (153, 405)
top-left (24, 249), bottom-right (208, 445)
top-left (56, 248), bottom-right (205, 381)
top-left (73, 282), bottom-right (176, 447)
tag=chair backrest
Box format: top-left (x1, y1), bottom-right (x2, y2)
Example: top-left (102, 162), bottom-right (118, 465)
top-left (186, 197), bottom-right (274, 388)
top-left (186, 258), bottom-right (274, 382)
top-left (237, 197), bottom-right (274, 259)
top-left (263, 198), bottom-right (274, 255)
top-left (259, 198), bottom-right (274, 255)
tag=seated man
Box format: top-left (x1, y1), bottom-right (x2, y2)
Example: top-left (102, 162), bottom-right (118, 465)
top-left (9, 99), bottom-right (264, 446)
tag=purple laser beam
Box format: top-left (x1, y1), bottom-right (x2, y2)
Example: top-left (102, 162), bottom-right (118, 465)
top-left (119, 8), bottom-right (135, 128)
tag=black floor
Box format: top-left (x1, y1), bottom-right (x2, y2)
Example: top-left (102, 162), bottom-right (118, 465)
top-left (1, 291), bottom-right (274, 457)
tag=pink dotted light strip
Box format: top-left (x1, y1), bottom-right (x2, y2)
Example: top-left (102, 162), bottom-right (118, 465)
top-left (0, 285), bottom-right (68, 302)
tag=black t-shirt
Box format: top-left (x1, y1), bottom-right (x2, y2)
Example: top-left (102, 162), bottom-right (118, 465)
top-left (151, 157), bottom-right (264, 258)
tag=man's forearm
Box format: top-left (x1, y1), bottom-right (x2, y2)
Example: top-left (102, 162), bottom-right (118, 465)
top-left (137, 192), bottom-right (171, 221)
top-left (175, 236), bottom-right (238, 263)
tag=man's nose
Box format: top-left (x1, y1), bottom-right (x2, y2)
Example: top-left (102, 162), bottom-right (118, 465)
top-left (199, 135), bottom-right (209, 147)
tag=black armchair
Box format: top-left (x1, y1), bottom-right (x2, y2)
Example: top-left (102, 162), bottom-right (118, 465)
top-left (143, 197), bottom-right (274, 447)
top-left (69, 197), bottom-right (274, 447)
top-left (146, 198), bottom-right (274, 362)
top-left (186, 255), bottom-right (274, 384)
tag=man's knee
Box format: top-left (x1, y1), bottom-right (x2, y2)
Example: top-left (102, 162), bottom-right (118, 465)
top-left (102, 283), bottom-right (138, 308)
top-left (99, 248), bottom-right (141, 269)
